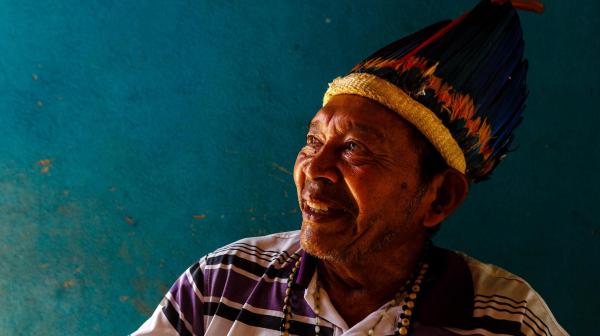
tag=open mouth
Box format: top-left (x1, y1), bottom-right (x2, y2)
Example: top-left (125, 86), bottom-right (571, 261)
top-left (301, 198), bottom-right (350, 222)
top-left (305, 199), bottom-right (330, 213)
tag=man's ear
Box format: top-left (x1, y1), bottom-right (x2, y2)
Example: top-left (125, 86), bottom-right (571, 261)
top-left (422, 169), bottom-right (469, 228)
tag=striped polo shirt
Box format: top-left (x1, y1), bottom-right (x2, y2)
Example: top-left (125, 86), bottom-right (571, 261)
top-left (131, 231), bottom-right (568, 336)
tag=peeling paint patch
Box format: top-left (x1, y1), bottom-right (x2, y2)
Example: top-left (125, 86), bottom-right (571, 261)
top-left (62, 279), bottom-right (77, 288)
top-left (36, 159), bottom-right (52, 173)
top-left (119, 295), bottom-right (129, 302)
top-left (193, 214), bottom-right (206, 220)
top-left (58, 202), bottom-right (77, 216)
top-left (132, 298), bottom-right (152, 315)
top-left (124, 215), bottom-right (135, 225)
top-left (119, 242), bottom-right (132, 263)
top-left (32, 73), bottom-right (39, 80)
top-left (271, 162), bottom-right (291, 175)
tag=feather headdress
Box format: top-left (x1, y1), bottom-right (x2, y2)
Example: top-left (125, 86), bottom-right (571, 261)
top-left (323, 0), bottom-right (543, 182)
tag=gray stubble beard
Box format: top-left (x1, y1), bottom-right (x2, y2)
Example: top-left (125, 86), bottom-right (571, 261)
top-left (301, 181), bottom-right (429, 265)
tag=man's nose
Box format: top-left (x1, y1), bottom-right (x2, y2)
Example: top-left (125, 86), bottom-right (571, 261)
top-left (304, 145), bottom-right (340, 184)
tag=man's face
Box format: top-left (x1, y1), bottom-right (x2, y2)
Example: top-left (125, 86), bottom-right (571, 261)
top-left (294, 94), bottom-right (431, 263)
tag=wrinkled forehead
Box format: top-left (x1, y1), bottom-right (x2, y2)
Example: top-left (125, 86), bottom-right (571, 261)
top-left (308, 94), bottom-right (419, 141)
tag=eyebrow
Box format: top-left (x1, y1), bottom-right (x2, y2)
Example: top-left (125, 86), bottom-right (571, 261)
top-left (308, 121), bottom-right (385, 143)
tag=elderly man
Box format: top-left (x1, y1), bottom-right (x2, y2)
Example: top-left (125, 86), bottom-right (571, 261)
top-left (133, 1), bottom-right (568, 335)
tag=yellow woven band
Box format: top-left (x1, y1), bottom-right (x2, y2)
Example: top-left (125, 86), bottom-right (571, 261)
top-left (323, 73), bottom-right (467, 174)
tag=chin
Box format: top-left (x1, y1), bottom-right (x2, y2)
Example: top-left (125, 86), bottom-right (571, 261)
top-left (300, 225), bottom-right (335, 259)
top-left (299, 225), bottom-right (355, 263)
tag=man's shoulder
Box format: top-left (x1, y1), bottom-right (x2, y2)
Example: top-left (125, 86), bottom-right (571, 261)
top-left (227, 230), bottom-right (302, 247)
top-left (209, 230), bottom-right (302, 256)
top-left (459, 252), bottom-right (545, 302)
top-left (200, 230), bottom-right (302, 271)
top-left (132, 231), bottom-right (303, 336)
top-left (455, 251), bottom-right (569, 336)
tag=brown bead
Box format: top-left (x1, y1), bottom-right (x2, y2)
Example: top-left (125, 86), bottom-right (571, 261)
top-left (399, 326), bottom-right (408, 335)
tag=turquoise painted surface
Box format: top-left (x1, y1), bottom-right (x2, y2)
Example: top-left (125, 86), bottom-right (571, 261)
top-left (0, 0), bottom-right (597, 334)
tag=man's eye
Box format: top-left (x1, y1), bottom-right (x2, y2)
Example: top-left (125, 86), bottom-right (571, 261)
top-left (306, 135), bottom-right (321, 146)
top-left (344, 141), bottom-right (360, 152)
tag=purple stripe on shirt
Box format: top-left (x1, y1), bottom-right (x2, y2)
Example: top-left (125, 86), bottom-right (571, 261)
top-left (169, 270), bottom-right (205, 335)
top-left (295, 251), bottom-right (317, 288)
top-left (205, 264), bottom-right (317, 318)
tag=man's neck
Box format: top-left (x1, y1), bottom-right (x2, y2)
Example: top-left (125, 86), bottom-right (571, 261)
top-left (316, 238), bottom-right (426, 327)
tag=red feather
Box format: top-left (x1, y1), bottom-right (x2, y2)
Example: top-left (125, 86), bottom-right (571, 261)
top-left (491, 0), bottom-right (545, 13)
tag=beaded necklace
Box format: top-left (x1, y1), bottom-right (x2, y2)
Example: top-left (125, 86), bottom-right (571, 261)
top-left (280, 252), bottom-right (429, 336)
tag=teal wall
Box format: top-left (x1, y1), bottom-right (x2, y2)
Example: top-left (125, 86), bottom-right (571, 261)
top-left (0, 1), bottom-right (597, 334)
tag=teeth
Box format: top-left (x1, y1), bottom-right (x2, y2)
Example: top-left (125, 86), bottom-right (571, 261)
top-left (305, 200), bottom-right (329, 212)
